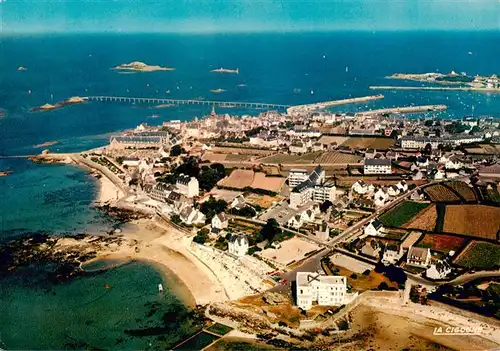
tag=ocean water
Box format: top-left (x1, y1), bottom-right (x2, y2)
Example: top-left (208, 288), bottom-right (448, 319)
top-left (0, 157), bottom-right (117, 239)
top-left (0, 261), bottom-right (198, 350)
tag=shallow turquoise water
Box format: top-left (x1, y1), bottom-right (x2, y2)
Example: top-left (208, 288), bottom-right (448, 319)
top-left (0, 261), bottom-right (198, 350)
top-left (0, 158), bottom-right (115, 240)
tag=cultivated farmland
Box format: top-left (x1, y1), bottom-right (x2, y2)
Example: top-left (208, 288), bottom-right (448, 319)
top-left (424, 184), bottom-right (461, 202)
top-left (258, 152), bottom-right (321, 164)
top-left (416, 234), bottom-right (467, 253)
top-left (403, 204), bottom-right (437, 231)
top-left (341, 137), bottom-right (395, 150)
top-left (314, 152), bottom-right (362, 164)
top-left (250, 173), bottom-right (285, 193)
top-left (478, 186), bottom-right (500, 204)
top-left (444, 181), bottom-right (477, 202)
top-left (455, 241), bottom-right (500, 269)
top-left (202, 152), bottom-right (227, 162)
top-left (443, 205), bottom-right (500, 241)
top-left (317, 135), bottom-right (349, 146)
top-left (380, 201), bottom-right (430, 228)
top-left (217, 169), bottom-right (255, 189)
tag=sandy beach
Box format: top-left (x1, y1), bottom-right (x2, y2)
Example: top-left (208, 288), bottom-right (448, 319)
top-left (96, 173), bottom-right (123, 203)
top-left (86, 218), bottom-right (229, 306)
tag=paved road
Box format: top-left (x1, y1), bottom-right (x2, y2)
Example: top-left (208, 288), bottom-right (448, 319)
top-left (449, 270), bottom-right (500, 286)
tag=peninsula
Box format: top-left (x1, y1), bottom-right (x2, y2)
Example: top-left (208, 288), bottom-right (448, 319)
top-left (211, 67), bottom-right (239, 74)
top-left (113, 61), bottom-right (175, 72)
top-left (386, 71), bottom-right (500, 91)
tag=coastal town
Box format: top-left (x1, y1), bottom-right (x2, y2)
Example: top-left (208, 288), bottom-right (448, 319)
top-left (23, 96), bottom-right (500, 349)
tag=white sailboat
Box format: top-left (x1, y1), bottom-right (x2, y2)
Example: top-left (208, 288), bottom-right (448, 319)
top-left (158, 284), bottom-right (164, 293)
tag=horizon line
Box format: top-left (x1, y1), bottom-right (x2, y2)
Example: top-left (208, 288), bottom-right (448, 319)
top-left (2, 28), bottom-right (500, 36)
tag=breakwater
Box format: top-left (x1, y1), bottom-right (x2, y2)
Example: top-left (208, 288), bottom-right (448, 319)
top-left (370, 86), bottom-right (500, 93)
top-left (286, 94), bottom-right (384, 115)
top-left (357, 104), bottom-right (447, 116)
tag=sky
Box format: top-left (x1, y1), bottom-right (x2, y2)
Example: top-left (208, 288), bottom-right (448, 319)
top-left (0, 0), bottom-right (499, 33)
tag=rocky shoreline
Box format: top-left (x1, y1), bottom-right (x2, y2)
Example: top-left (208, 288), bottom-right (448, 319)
top-left (0, 233), bottom-right (122, 283)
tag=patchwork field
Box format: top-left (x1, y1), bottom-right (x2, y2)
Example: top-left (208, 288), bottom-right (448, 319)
top-left (202, 152), bottom-right (228, 162)
top-left (225, 154), bottom-right (253, 161)
top-left (424, 184), bottom-right (461, 202)
top-left (403, 204), bottom-right (437, 231)
top-left (218, 170), bottom-right (285, 193)
top-left (443, 205), bottom-right (500, 241)
top-left (211, 146), bottom-right (273, 156)
top-left (314, 151), bottom-right (362, 164)
top-left (464, 144), bottom-right (500, 155)
top-left (317, 135), bottom-right (349, 146)
top-left (250, 173), bottom-right (285, 193)
top-left (477, 186), bottom-right (500, 204)
top-left (258, 152), bottom-right (321, 164)
top-left (445, 181), bottom-right (477, 202)
top-left (416, 234), bottom-right (467, 253)
top-left (380, 201), bottom-right (430, 228)
top-left (245, 194), bottom-right (280, 209)
top-left (341, 137), bottom-right (395, 150)
top-left (217, 169), bottom-right (255, 188)
top-left (454, 241), bottom-right (500, 269)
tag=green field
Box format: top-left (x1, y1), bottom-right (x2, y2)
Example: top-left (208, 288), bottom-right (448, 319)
top-left (380, 201), bottom-right (430, 228)
top-left (455, 242), bottom-right (500, 269)
top-left (206, 323), bottom-right (233, 336)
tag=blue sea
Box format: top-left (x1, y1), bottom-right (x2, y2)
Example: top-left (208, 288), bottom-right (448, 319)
top-left (0, 31), bottom-right (499, 349)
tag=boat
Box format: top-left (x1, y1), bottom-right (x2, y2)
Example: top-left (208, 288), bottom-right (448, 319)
top-left (345, 66), bottom-right (349, 73)
top-left (158, 283), bottom-right (164, 293)
top-left (310, 90), bottom-right (314, 95)
top-left (151, 114), bottom-right (160, 118)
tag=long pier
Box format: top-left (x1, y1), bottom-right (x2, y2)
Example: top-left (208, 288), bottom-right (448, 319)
top-left (370, 86), bottom-right (500, 93)
top-left (286, 94), bottom-right (384, 115)
top-left (357, 104), bottom-right (447, 116)
top-left (83, 96), bottom-right (289, 110)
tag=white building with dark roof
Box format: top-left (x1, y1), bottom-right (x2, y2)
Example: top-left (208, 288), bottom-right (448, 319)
top-left (364, 218), bottom-right (384, 236)
top-left (179, 206), bottom-right (206, 225)
top-left (407, 246), bottom-right (431, 268)
top-left (296, 272), bottom-right (348, 310)
top-left (289, 167), bottom-right (334, 208)
top-left (288, 169), bottom-right (310, 187)
top-left (364, 158), bottom-right (392, 175)
top-left (211, 212), bottom-right (228, 232)
top-left (176, 174), bottom-right (199, 198)
top-left (228, 233), bottom-right (249, 257)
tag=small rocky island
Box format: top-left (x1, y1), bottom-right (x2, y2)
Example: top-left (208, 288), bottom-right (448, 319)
top-left (31, 96), bottom-right (86, 112)
top-left (113, 61), bottom-right (175, 72)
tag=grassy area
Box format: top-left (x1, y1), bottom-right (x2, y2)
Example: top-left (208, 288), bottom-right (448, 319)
top-left (455, 242), bottom-right (500, 269)
top-left (173, 332), bottom-right (219, 350)
top-left (206, 323), bottom-right (233, 336)
top-left (380, 201), bottom-right (430, 228)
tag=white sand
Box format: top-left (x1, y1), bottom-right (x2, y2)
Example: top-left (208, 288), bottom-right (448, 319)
top-left (96, 174), bottom-right (123, 203)
top-left (94, 219), bottom-right (229, 306)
